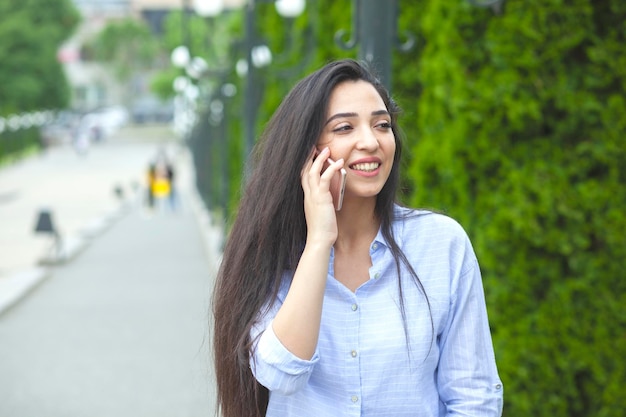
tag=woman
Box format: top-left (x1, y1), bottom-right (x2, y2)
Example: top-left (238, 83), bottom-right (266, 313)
top-left (213, 59), bottom-right (503, 417)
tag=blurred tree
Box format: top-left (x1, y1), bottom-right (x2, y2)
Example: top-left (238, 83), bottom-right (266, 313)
top-left (151, 9), bottom-right (241, 101)
top-left (82, 18), bottom-right (163, 107)
top-left (0, 0), bottom-right (80, 114)
top-left (84, 18), bottom-right (161, 82)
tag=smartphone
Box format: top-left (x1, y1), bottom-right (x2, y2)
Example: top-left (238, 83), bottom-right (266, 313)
top-left (326, 157), bottom-right (347, 211)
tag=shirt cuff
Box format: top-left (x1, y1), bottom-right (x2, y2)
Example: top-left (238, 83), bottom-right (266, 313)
top-left (256, 319), bottom-right (320, 375)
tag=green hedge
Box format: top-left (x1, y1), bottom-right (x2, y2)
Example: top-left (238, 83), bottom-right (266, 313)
top-left (393, 1), bottom-right (626, 416)
top-left (0, 128), bottom-right (42, 163)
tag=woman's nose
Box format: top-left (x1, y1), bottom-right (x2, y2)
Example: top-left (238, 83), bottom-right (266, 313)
top-left (356, 128), bottom-right (380, 151)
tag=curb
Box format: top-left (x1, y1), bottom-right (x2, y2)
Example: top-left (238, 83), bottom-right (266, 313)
top-left (0, 267), bottom-right (50, 316)
top-left (187, 184), bottom-right (224, 277)
top-left (0, 202), bottom-right (131, 317)
top-left (37, 202), bottom-right (131, 266)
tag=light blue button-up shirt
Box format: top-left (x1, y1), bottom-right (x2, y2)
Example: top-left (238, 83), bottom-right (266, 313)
top-left (251, 207), bottom-right (503, 416)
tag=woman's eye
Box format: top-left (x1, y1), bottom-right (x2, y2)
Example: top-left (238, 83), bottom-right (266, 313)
top-left (332, 125), bottom-right (352, 133)
top-left (376, 121), bottom-right (392, 129)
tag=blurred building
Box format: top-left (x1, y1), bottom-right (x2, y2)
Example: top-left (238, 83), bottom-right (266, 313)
top-left (131, 0), bottom-right (245, 35)
top-left (72, 0), bottom-right (131, 16)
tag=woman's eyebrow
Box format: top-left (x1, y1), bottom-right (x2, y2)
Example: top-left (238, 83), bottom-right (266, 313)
top-left (324, 109), bottom-right (390, 126)
top-left (325, 112), bottom-right (357, 126)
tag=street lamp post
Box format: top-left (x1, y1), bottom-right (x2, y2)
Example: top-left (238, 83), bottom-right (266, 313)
top-left (185, 0), bottom-right (237, 216)
top-left (171, 46), bottom-right (195, 138)
top-left (240, 0), bottom-right (306, 161)
top-left (334, 0), bottom-right (412, 91)
top-left (335, 0), bottom-right (504, 91)
top-left (193, 0), bottom-right (224, 17)
top-left (214, 83), bottom-right (237, 218)
top-left (243, 1), bottom-right (261, 162)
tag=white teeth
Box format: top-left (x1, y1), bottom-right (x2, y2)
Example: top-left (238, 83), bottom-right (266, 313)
top-left (352, 162), bottom-right (379, 172)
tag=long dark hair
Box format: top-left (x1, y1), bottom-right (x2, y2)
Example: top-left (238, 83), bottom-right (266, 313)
top-left (212, 59), bottom-right (429, 417)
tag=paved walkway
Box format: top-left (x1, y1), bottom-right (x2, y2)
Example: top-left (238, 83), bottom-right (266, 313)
top-left (0, 124), bottom-right (222, 315)
top-left (0, 124), bottom-right (223, 415)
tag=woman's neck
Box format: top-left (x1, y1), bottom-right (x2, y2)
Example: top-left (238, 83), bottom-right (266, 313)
top-left (334, 197), bottom-right (380, 252)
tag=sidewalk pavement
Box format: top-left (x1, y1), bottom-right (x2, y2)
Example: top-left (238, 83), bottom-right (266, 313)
top-left (0, 124), bottom-right (223, 316)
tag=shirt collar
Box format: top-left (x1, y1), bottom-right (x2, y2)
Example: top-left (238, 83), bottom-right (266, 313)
top-left (330, 204), bottom-right (408, 256)
top-left (371, 204), bottom-right (408, 251)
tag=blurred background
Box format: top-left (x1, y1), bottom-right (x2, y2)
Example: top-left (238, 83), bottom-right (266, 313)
top-left (0, 0), bottom-right (624, 416)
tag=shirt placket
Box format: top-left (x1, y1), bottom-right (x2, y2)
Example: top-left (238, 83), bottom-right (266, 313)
top-left (345, 293), bottom-right (362, 415)
top-left (344, 240), bottom-right (386, 415)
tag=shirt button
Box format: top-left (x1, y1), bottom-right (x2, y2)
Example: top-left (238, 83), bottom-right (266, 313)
top-left (351, 350), bottom-right (358, 358)
top-left (374, 272), bottom-right (380, 279)
top-left (351, 304), bottom-right (358, 311)
top-left (372, 243), bottom-right (378, 250)
top-left (351, 395), bottom-right (358, 403)
top-left (495, 384), bottom-right (502, 390)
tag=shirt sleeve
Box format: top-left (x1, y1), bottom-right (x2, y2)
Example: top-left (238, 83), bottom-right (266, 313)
top-left (250, 314), bottom-right (320, 395)
top-left (437, 255), bottom-right (504, 416)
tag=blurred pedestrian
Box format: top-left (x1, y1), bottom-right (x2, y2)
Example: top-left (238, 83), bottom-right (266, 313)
top-left (165, 159), bottom-right (178, 212)
top-left (145, 162), bottom-right (156, 210)
top-left (212, 59), bottom-right (503, 417)
top-left (151, 159), bottom-right (171, 212)
top-left (145, 148), bottom-right (177, 214)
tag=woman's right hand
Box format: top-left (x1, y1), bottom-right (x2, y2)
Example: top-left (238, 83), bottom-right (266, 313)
top-left (271, 147), bottom-right (342, 360)
top-left (301, 147), bottom-right (344, 247)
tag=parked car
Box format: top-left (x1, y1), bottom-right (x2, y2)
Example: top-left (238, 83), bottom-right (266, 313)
top-left (39, 105), bottom-right (130, 149)
top-left (39, 110), bottom-right (82, 146)
top-left (131, 96), bottom-right (174, 124)
top-left (80, 106), bottom-right (129, 141)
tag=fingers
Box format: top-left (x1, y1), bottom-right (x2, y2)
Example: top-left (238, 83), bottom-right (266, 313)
top-left (301, 147), bottom-right (318, 193)
top-left (312, 146), bottom-right (329, 174)
top-left (323, 155), bottom-right (345, 178)
top-left (301, 147), bottom-right (326, 180)
top-left (301, 147), bottom-right (344, 195)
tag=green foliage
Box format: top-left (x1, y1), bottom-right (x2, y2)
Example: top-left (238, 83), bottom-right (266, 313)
top-left (162, 10), bottom-right (242, 70)
top-left (395, 0), bottom-right (626, 415)
top-left (0, 128), bottom-right (41, 164)
top-left (0, 0), bottom-right (80, 113)
top-left (85, 18), bottom-right (161, 81)
top-left (150, 68), bottom-right (180, 101)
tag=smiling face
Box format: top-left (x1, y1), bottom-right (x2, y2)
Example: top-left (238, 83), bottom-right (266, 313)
top-left (317, 80), bottom-right (396, 205)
